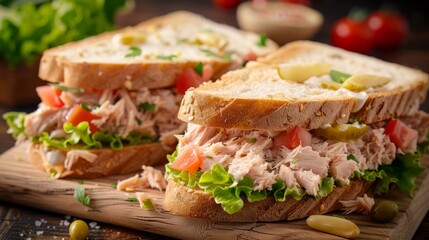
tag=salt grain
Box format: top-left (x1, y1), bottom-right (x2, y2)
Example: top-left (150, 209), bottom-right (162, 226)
top-left (95, 226), bottom-right (100, 230)
top-left (35, 220), bottom-right (41, 227)
top-left (65, 215), bottom-right (71, 220)
top-left (64, 220), bottom-right (70, 226)
top-left (36, 231), bottom-right (43, 236)
top-left (89, 222), bottom-right (97, 229)
top-left (19, 233), bottom-right (23, 237)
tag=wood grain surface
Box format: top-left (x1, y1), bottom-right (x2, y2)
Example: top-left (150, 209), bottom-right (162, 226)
top-left (0, 142), bottom-right (428, 239)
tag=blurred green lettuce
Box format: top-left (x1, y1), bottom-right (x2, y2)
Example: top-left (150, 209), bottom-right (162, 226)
top-left (0, 0), bottom-right (126, 67)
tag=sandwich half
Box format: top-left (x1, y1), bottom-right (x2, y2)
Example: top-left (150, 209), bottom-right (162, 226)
top-left (3, 11), bottom-right (277, 178)
top-left (164, 41), bottom-right (429, 221)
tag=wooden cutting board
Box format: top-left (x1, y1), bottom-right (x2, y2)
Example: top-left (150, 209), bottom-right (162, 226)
top-left (1, 142), bottom-right (428, 240)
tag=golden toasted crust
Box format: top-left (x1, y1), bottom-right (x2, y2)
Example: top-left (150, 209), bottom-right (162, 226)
top-left (164, 180), bottom-right (373, 222)
top-left (29, 143), bottom-right (168, 178)
top-left (38, 11), bottom-right (277, 90)
top-left (178, 41), bottom-right (429, 130)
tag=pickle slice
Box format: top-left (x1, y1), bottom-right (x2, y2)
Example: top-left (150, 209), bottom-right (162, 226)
top-left (277, 62), bottom-right (331, 83)
top-left (313, 123), bottom-right (368, 141)
top-left (342, 74), bottom-right (391, 91)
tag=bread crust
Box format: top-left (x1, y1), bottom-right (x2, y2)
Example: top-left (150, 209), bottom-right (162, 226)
top-left (178, 41), bottom-right (429, 130)
top-left (164, 180), bottom-right (373, 222)
top-left (38, 11), bottom-right (276, 89)
top-left (29, 142), bottom-right (168, 178)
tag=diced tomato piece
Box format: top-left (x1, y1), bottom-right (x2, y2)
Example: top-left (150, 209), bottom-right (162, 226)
top-left (36, 85), bottom-right (64, 108)
top-left (176, 65), bottom-right (213, 94)
top-left (171, 145), bottom-right (204, 173)
top-left (274, 126), bottom-right (312, 149)
top-left (243, 51), bottom-right (257, 62)
top-left (67, 105), bottom-right (100, 133)
top-left (384, 119), bottom-right (418, 151)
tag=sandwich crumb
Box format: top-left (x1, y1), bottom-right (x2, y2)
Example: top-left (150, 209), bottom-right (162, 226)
top-left (299, 103), bottom-right (304, 112)
top-left (319, 204), bottom-right (325, 212)
top-left (341, 113), bottom-right (346, 118)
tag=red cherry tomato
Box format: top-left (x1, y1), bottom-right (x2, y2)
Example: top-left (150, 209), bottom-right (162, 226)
top-left (67, 105), bottom-right (100, 133)
top-left (36, 85), bottom-right (64, 108)
top-left (366, 11), bottom-right (408, 49)
top-left (176, 65), bottom-right (213, 94)
top-left (331, 18), bottom-right (374, 54)
top-left (384, 119), bottom-right (418, 151)
top-left (274, 126), bottom-right (311, 149)
top-left (212, 0), bottom-right (241, 10)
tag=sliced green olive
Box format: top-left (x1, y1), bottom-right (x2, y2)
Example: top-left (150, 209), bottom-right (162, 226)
top-left (69, 219), bottom-right (89, 240)
top-left (371, 200), bottom-right (399, 222)
top-left (313, 123), bottom-right (368, 141)
top-left (321, 79), bottom-right (342, 90)
top-left (342, 74), bottom-right (391, 91)
top-left (306, 215), bottom-right (360, 238)
top-left (277, 62), bottom-right (331, 83)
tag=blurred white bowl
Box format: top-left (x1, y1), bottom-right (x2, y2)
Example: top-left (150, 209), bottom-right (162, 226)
top-left (237, 1), bottom-right (323, 45)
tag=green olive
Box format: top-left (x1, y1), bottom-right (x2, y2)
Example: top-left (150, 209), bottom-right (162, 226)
top-left (69, 219), bottom-right (89, 240)
top-left (371, 200), bottom-right (399, 222)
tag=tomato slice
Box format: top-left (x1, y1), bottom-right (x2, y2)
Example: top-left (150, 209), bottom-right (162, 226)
top-left (67, 105), bottom-right (100, 133)
top-left (274, 126), bottom-right (311, 149)
top-left (171, 145), bottom-right (204, 173)
top-left (384, 119), bottom-right (418, 151)
top-left (36, 85), bottom-right (64, 108)
top-left (176, 65), bottom-right (213, 94)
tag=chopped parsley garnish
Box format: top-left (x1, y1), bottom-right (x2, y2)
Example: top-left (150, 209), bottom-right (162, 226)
top-left (257, 33), bottom-right (267, 47)
top-left (194, 62), bottom-right (203, 77)
top-left (247, 138), bottom-right (257, 144)
top-left (156, 54), bottom-right (177, 60)
top-left (50, 83), bottom-right (84, 93)
top-left (347, 154), bottom-right (358, 163)
top-left (74, 185), bottom-right (91, 207)
top-left (126, 197), bottom-right (139, 202)
top-left (125, 46), bottom-right (142, 58)
top-left (200, 49), bottom-right (232, 61)
top-left (111, 182), bottom-right (117, 188)
top-left (331, 214), bottom-right (346, 219)
top-left (329, 70), bottom-right (351, 83)
top-left (142, 198), bottom-right (154, 209)
top-left (80, 103), bottom-right (91, 112)
top-left (78, 180), bottom-right (84, 184)
top-left (135, 117), bottom-right (142, 126)
top-left (291, 158), bottom-right (298, 164)
top-left (139, 102), bottom-right (157, 111)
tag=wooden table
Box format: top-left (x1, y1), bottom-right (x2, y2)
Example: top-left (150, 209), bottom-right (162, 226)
top-left (1, 0), bottom-right (429, 239)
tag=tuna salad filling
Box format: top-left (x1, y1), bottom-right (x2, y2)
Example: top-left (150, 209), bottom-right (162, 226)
top-left (165, 111), bottom-right (429, 214)
top-left (4, 85), bottom-right (186, 175)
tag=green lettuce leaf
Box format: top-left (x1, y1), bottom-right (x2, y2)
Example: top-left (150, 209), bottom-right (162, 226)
top-left (376, 152), bottom-right (425, 196)
top-left (272, 178), bottom-right (303, 201)
top-left (318, 177), bottom-right (334, 198)
top-left (2, 112), bottom-right (26, 139)
top-left (0, 0), bottom-right (126, 67)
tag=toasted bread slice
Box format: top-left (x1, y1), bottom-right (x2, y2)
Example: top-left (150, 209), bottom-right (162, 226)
top-left (164, 180), bottom-right (372, 222)
top-left (29, 142), bottom-right (168, 178)
top-left (178, 41), bottom-right (428, 131)
top-left (39, 11), bottom-right (277, 90)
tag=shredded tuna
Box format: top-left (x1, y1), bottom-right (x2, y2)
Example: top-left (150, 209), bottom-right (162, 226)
top-left (24, 105), bottom-right (68, 136)
top-left (117, 166), bottom-right (166, 192)
top-left (294, 169), bottom-right (320, 196)
top-left (25, 87), bottom-right (184, 151)
top-left (284, 146), bottom-right (330, 177)
top-left (278, 165), bottom-right (300, 190)
top-left (64, 150), bottom-right (97, 170)
top-left (357, 129), bottom-right (396, 170)
top-left (340, 194), bottom-right (375, 215)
